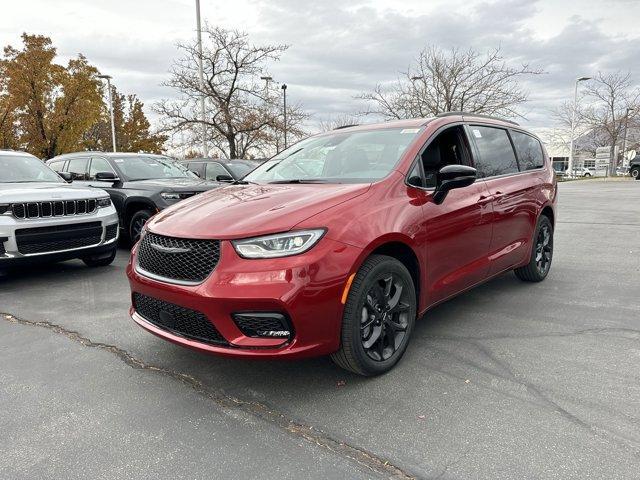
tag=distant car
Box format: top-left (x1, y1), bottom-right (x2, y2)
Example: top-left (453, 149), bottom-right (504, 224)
top-left (629, 158), bottom-right (640, 180)
top-left (47, 152), bottom-right (223, 243)
top-left (1, 150), bottom-right (119, 271)
top-left (180, 158), bottom-right (257, 182)
top-left (577, 167), bottom-right (595, 177)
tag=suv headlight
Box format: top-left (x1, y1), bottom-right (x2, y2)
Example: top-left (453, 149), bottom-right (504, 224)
top-left (232, 229), bottom-right (326, 259)
top-left (161, 192), bottom-right (181, 200)
top-left (97, 197), bottom-right (112, 208)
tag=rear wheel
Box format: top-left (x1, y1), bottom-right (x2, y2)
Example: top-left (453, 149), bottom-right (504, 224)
top-left (82, 246), bottom-right (117, 267)
top-left (331, 255), bottom-right (417, 376)
top-left (514, 215), bottom-right (553, 282)
top-left (129, 209), bottom-right (153, 244)
top-left (631, 166), bottom-right (640, 180)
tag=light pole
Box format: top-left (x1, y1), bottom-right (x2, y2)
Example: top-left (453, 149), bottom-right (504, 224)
top-left (281, 83), bottom-right (288, 150)
top-left (260, 76), bottom-right (273, 96)
top-left (567, 76), bottom-right (591, 177)
top-left (620, 107), bottom-right (634, 174)
top-left (195, 0), bottom-right (207, 157)
top-left (97, 75), bottom-right (117, 152)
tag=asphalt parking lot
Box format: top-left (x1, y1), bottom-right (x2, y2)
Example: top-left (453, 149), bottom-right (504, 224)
top-left (1, 180), bottom-right (639, 480)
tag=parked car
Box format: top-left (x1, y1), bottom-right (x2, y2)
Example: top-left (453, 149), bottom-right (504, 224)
top-left (126, 113), bottom-right (557, 376)
top-left (47, 152), bottom-right (223, 243)
top-left (0, 150), bottom-right (119, 271)
top-left (629, 158), bottom-right (640, 180)
top-left (180, 158), bottom-right (257, 182)
top-left (577, 167), bottom-right (595, 177)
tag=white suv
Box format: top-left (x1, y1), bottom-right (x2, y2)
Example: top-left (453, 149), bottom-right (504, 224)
top-left (0, 150), bottom-right (119, 271)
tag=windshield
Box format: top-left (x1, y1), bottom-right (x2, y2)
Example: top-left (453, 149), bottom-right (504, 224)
top-left (244, 127), bottom-right (422, 184)
top-left (0, 155), bottom-right (64, 183)
top-left (115, 156), bottom-right (197, 181)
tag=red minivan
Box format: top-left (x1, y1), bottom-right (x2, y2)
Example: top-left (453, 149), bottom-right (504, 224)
top-left (126, 113), bottom-right (556, 376)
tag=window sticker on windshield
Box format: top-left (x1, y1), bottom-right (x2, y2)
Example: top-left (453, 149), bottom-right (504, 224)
top-left (472, 129), bottom-right (482, 138)
top-left (114, 159), bottom-right (123, 163)
top-left (401, 128), bottom-right (420, 134)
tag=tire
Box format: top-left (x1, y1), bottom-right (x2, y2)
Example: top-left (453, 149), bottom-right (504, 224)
top-left (514, 215), bottom-right (553, 282)
top-left (631, 166), bottom-right (640, 180)
top-left (584, 173), bottom-right (591, 177)
top-left (129, 209), bottom-right (153, 244)
top-left (331, 255), bottom-right (417, 376)
top-left (82, 246), bottom-right (117, 267)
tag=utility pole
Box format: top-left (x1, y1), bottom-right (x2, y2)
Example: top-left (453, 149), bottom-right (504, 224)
top-left (281, 83), bottom-right (288, 150)
top-left (97, 74), bottom-right (117, 152)
top-left (195, 0), bottom-right (207, 157)
top-left (620, 107), bottom-right (634, 175)
top-left (568, 76), bottom-right (591, 177)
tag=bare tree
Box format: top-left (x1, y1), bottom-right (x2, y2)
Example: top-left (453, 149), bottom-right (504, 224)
top-left (317, 113), bottom-right (361, 132)
top-left (156, 27), bottom-right (306, 159)
top-left (359, 46), bottom-right (543, 120)
top-left (581, 72), bottom-right (640, 170)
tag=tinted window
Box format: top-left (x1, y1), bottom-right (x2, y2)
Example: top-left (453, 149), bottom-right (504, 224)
top-left (420, 126), bottom-right (471, 188)
top-left (186, 162), bottom-right (205, 177)
top-left (67, 157), bottom-right (89, 180)
top-left (470, 126), bottom-right (518, 177)
top-left (48, 160), bottom-right (65, 172)
top-left (205, 162), bottom-right (229, 180)
top-left (511, 131), bottom-right (544, 170)
top-left (114, 156), bottom-right (196, 181)
top-left (89, 157), bottom-right (115, 179)
top-left (224, 162), bottom-right (253, 178)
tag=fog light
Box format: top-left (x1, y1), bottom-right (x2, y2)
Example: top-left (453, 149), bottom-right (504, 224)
top-left (231, 313), bottom-right (293, 339)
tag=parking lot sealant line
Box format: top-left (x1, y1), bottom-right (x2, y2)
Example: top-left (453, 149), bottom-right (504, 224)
top-left (1, 312), bottom-right (420, 480)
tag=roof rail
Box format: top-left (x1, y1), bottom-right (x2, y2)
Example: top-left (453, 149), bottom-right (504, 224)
top-left (333, 124), bottom-right (359, 130)
top-left (436, 111), bottom-right (519, 126)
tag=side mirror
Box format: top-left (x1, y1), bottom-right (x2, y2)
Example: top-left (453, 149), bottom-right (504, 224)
top-left (216, 174), bottom-right (234, 182)
top-left (95, 171), bottom-right (120, 182)
top-left (58, 171), bottom-right (73, 183)
top-left (433, 165), bottom-right (476, 205)
top-left (191, 170), bottom-right (201, 178)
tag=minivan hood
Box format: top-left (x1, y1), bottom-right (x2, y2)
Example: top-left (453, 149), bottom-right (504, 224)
top-left (126, 178), bottom-right (220, 191)
top-left (148, 183), bottom-right (371, 239)
top-left (0, 182), bottom-right (108, 202)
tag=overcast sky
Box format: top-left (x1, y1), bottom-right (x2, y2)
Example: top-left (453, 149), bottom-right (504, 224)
top-left (2, 0), bottom-right (639, 140)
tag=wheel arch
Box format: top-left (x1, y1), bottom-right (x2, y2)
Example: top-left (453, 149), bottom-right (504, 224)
top-left (124, 198), bottom-right (157, 228)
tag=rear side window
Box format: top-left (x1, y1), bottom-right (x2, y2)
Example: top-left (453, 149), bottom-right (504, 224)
top-left (470, 126), bottom-right (518, 178)
top-left (511, 131), bottom-right (545, 170)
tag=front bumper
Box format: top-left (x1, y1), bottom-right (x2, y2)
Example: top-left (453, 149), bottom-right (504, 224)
top-left (127, 236), bottom-right (363, 359)
top-left (0, 207), bottom-right (119, 266)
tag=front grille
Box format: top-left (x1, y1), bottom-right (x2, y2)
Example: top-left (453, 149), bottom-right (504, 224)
top-left (11, 199), bottom-right (97, 219)
top-left (105, 223), bottom-right (118, 242)
top-left (137, 232), bottom-right (220, 284)
top-left (232, 313), bottom-right (292, 339)
top-left (15, 222), bottom-right (103, 255)
top-left (133, 293), bottom-right (227, 345)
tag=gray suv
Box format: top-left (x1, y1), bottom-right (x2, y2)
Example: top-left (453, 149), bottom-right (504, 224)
top-left (48, 152), bottom-right (223, 243)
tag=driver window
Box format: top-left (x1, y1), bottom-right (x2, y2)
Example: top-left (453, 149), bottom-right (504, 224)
top-left (205, 162), bottom-right (228, 180)
top-left (420, 126), bottom-right (471, 188)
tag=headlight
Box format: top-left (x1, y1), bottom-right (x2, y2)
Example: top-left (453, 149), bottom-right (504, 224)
top-left (160, 192), bottom-right (181, 200)
top-left (232, 229), bottom-right (326, 259)
top-left (97, 197), bottom-right (112, 208)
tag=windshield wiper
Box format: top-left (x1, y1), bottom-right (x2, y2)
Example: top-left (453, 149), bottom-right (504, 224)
top-left (268, 179), bottom-right (330, 184)
top-left (231, 179), bottom-right (259, 185)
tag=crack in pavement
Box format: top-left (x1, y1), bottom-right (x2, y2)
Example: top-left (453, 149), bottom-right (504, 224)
top-left (1, 312), bottom-right (419, 480)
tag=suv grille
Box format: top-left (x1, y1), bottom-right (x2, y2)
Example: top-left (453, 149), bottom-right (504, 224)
top-left (137, 233), bottom-right (220, 284)
top-left (12, 199), bottom-right (97, 219)
top-left (15, 222), bottom-right (103, 255)
top-left (133, 293), bottom-right (227, 345)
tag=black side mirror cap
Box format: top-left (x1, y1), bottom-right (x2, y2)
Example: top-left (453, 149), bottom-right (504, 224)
top-left (58, 171), bottom-right (73, 183)
top-left (95, 171), bottom-right (120, 182)
top-left (433, 165), bottom-right (477, 204)
top-left (216, 174), bottom-right (234, 182)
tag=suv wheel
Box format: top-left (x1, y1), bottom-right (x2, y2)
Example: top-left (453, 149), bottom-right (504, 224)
top-left (631, 166), bottom-right (640, 180)
top-left (129, 209), bottom-right (153, 244)
top-left (331, 255), bottom-right (416, 376)
top-left (82, 246), bottom-right (117, 267)
top-left (514, 215), bottom-right (553, 282)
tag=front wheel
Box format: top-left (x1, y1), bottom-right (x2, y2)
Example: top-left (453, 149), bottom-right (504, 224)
top-left (631, 166), bottom-right (640, 180)
top-left (514, 215), bottom-right (553, 282)
top-left (331, 255), bottom-right (417, 376)
top-left (82, 247), bottom-right (117, 267)
top-left (129, 209), bottom-right (153, 244)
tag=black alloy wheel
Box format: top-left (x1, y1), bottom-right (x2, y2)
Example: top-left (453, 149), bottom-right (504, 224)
top-left (514, 215), bottom-right (554, 282)
top-left (331, 255), bottom-right (417, 376)
top-left (129, 210), bottom-right (153, 244)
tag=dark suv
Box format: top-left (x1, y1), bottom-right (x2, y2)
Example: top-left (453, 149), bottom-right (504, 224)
top-left (47, 152), bottom-right (222, 242)
top-left (181, 158), bottom-right (257, 182)
top-left (629, 157), bottom-right (640, 180)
